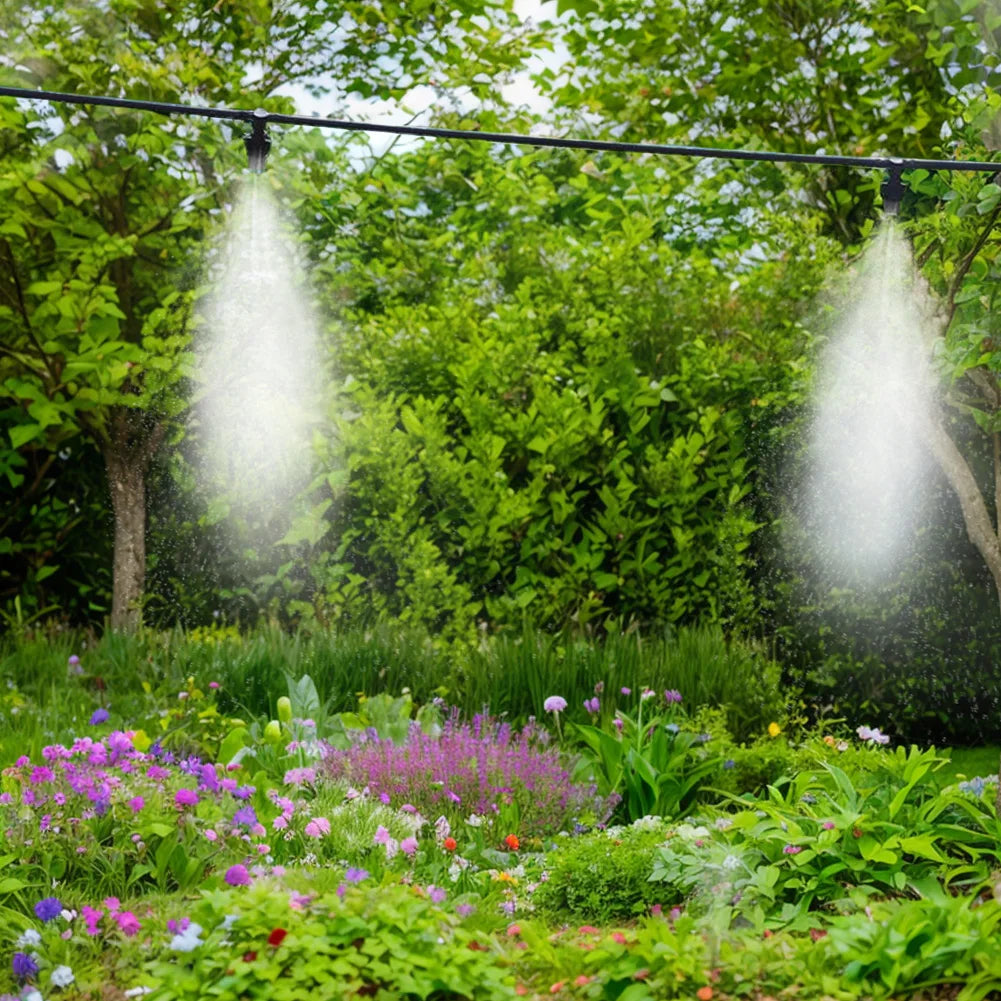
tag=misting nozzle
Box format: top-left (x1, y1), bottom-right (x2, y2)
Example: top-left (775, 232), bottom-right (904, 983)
top-left (881, 162), bottom-right (905, 216)
top-left (244, 109), bottom-right (271, 172)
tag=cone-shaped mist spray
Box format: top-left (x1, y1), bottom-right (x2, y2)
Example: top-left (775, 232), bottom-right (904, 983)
top-left (803, 222), bottom-right (939, 581)
top-left (193, 179), bottom-right (322, 531)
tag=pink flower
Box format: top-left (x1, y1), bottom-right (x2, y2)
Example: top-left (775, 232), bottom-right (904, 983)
top-left (373, 825), bottom-right (392, 845)
top-left (128, 796), bottom-right (144, 813)
top-left (304, 817), bottom-right (330, 838)
top-left (104, 897), bottom-right (121, 914)
top-left (400, 837), bottom-right (418, 856)
top-left (114, 911), bottom-right (141, 936)
top-left (783, 845), bottom-right (803, 855)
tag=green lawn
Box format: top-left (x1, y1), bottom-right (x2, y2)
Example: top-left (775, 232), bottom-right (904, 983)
top-left (940, 745), bottom-right (1000, 782)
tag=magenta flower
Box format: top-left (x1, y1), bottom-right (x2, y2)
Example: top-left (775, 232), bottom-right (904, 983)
top-left (114, 911), bottom-right (141, 936)
top-left (128, 796), bottom-right (145, 813)
top-left (174, 788), bottom-right (199, 808)
top-left (783, 845), bottom-right (803, 855)
top-left (82, 905), bottom-right (103, 935)
top-left (663, 689), bottom-right (683, 704)
top-left (400, 836), bottom-right (418, 856)
top-left (224, 864), bottom-right (251, 886)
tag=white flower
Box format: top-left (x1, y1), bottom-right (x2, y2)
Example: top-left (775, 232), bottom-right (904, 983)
top-left (124, 989), bottom-right (153, 998)
top-left (170, 922), bottom-right (204, 952)
top-left (722, 853), bottom-right (742, 871)
top-left (16, 928), bottom-right (42, 948)
top-left (23, 991), bottom-right (43, 1001)
top-left (466, 814), bottom-right (483, 828)
top-left (50, 964), bottom-right (75, 987)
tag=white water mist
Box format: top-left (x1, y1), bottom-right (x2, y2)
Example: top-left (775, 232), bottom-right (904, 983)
top-left (193, 181), bottom-right (322, 531)
top-left (804, 223), bottom-right (939, 581)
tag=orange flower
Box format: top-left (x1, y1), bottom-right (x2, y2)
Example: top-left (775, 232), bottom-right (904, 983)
top-left (505, 834), bottom-right (520, 851)
top-left (443, 837), bottom-right (458, 852)
top-left (696, 988), bottom-right (714, 1001)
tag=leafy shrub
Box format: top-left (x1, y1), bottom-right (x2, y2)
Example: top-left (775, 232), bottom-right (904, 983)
top-left (650, 746), bottom-right (999, 931)
top-left (571, 691), bottom-right (723, 823)
top-left (532, 819), bottom-right (680, 923)
top-left (321, 709), bottom-right (616, 839)
top-left (143, 878), bottom-right (514, 1000)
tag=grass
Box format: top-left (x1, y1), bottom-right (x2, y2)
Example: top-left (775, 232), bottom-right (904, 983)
top-left (940, 744), bottom-right (1000, 783)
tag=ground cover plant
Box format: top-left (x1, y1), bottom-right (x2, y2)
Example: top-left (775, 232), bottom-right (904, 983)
top-left (2, 636), bottom-right (1001, 1000)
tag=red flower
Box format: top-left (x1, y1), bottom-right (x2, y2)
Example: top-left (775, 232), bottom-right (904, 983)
top-left (504, 834), bottom-right (520, 851)
top-left (267, 927), bottom-right (287, 947)
top-left (242, 951), bottom-right (257, 962)
top-left (443, 837), bottom-right (458, 852)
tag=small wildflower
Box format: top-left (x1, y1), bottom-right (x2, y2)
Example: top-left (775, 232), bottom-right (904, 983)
top-left (34, 896), bottom-right (62, 922)
top-left (663, 689), bottom-right (682, 704)
top-left (267, 928), bottom-right (287, 947)
top-left (304, 817), bottom-right (330, 838)
top-left (543, 696), bottom-right (567, 713)
top-left (174, 788), bottom-right (199, 808)
top-left (12, 952), bottom-right (38, 980)
top-left (505, 834), bottom-right (520, 851)
top-left (400, 836), bottom-right (418, 856)
top-left (583, 697), bottom-right (600, 714)
top-left (696, 988), bottom-right (714, 1001)
top-left (620, 687), bottom-right (631, 696)
top-left (225, 864), bottom-right (251, 887)
top-left (767, 722), bottom-right (781, 738)
top-left (50, 964), bottom-right (74, 987)
top-left (822, 821), bottom-right (836, 830)
top-left (89, 708), bottom-right (110, 726)
top-left (443, 837), bottom-right (458, 852)
top-left (344, 867), bottom-right (369, 884)
top-left (782, 845), bottom-right (802, 855)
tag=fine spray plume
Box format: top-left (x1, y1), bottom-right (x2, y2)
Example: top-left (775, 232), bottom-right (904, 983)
top-left (799, 179), bottom-right (941, 585)
top-left (193, 119), bottom-right (323, 546)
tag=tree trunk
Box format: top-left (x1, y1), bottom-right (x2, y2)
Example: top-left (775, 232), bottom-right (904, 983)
top-left (102, 407), bottom-right (164, 632)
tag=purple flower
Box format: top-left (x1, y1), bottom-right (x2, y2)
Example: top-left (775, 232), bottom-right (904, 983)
top-left (12, 952), bottom-right (38, 979)
top-left (428, 885), bottom-right (447, 903)
top-left (583, 697), bottom-right (600, 714)
top-left (89, 708), bottom-right (110, 726)
top-left (543, 696), bottom-right (567, 714)
top-left (232, 806), bottom-right (257, 827)
top-left (224, 864), bottom-right (251, 887)
top-left (34, 896), bottom-right (62, 922)
top-left (400, 836), bottom-right (418, 856)
top-left (344, 867), bottom-right (369, 884)
top-left (663, 689), bottom-right (682, 704)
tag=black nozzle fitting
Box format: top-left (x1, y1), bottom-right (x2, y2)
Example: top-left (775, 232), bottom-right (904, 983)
top-left (244, 108), bottom-right (271, 172)
top-left (881, 163), bottom-right (905, 216)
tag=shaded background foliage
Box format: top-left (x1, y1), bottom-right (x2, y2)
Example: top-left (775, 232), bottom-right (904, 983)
top-left (3, 0), bottom-right (1001, 742)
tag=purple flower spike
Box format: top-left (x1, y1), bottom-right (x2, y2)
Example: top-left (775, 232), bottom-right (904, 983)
top-left (663, 689), bottom-right (682, 704)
